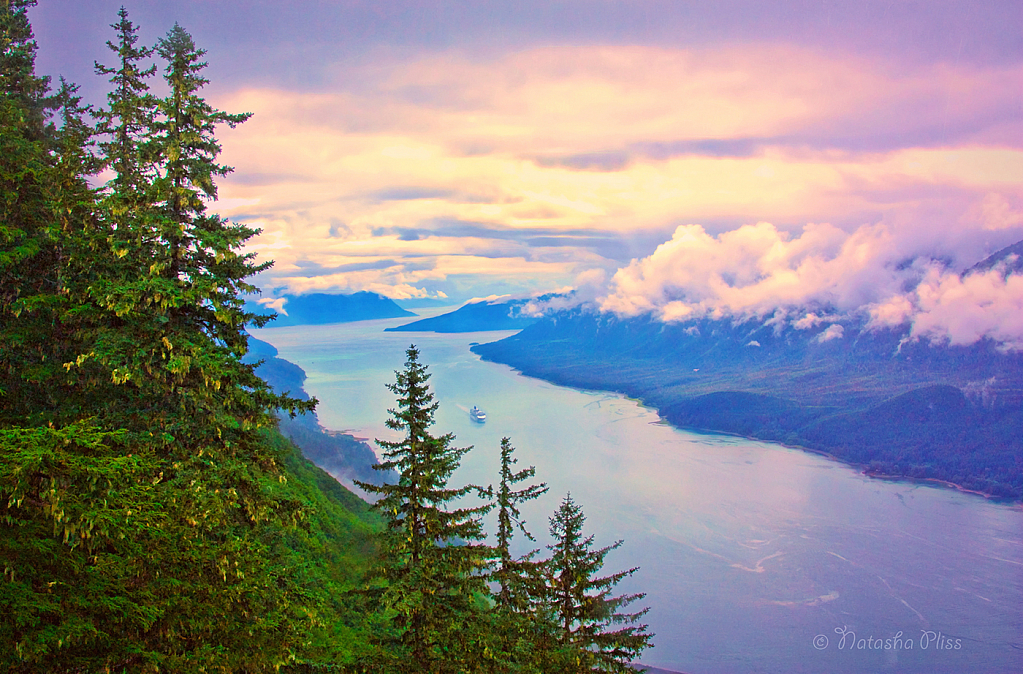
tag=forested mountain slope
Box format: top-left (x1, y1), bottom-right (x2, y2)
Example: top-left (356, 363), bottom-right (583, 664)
top-left (473, 297), bottom-right (1023, 497)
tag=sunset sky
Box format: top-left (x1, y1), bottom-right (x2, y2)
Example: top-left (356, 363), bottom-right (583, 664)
top-left (30, 1), bottom-right (1023, 343)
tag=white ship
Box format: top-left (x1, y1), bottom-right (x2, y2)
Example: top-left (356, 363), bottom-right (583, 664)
top-left (470, 406), bottom-right (486, 422)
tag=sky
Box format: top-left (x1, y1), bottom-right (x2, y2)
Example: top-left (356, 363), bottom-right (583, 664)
top-left (30, 1), bottom-right (1023, 344)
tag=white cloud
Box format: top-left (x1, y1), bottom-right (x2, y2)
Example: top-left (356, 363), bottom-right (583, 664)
top-left (599, 221), bottom-right (905, 319)
top-left (869, 265), bottom-right (1023, 350)
top-left (598, 220), bottom-right (1023, 350)
top-left (256, 297), bottom-right (289, 315)
top-left (815, 324), bottom-right (845, 343)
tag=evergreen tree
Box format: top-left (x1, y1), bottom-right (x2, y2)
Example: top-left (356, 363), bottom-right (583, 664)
top-left (357, 345), bottom-right (493, 672)
top-left (541, 494), bottom-right (653, 673)
top-left (2, 11), bottom-right (322, 672)
top-left (493, 437), bottom-right (548, 610)
top-left (93, 4), bottom-right (159, 282)
top-left (487, 438), bottom-right (552, 673)
top-left (0, 0), bottom-right (63, 423)
top-left (94, 6), bottom-right (157, 203)
top-left (0, 0), bottom-right (48, 126)
top-left (79, 20), bottom-right (308, 444)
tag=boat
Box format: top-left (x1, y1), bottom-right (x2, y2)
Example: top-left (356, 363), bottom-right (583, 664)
top-left (470, 406), bottom-right (486, 423)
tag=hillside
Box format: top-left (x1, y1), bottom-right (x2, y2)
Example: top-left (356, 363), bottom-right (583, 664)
top-left (472, 311), bottom-right (1023, 498)
top-left (247, 291), bottom-right (415, 327)
top-left (264, 429), bottom-right (382, 668)
top-left (245, 336), bottom-right (388, 487)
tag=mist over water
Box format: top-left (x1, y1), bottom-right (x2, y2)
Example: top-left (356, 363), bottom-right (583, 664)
top-left (254, 317), bottom-right (1023, 674)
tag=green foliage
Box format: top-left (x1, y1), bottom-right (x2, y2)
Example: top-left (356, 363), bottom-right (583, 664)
top-left (538, 494), bottom-right (653, 673)
top-left (0, 0), bottom-right (49, 126)
top-left (1, 7), bottom-right (374, 673)
top-left (485, 438), bottom-right (554, 674)
top-left (81, 19), bottom-right (309, 448)
top-left (356, 346), bottom-right (494, 672)
top-left (94, 6), bottom-right (157, 202)
top-left (1, 424), bottom-right (382, 672)
top-left (0, 0), bottom-right (66, 422)
top-left (493, 437), bottom-right (547, 611)
top-left (357, 351), bottom-right (653, 673)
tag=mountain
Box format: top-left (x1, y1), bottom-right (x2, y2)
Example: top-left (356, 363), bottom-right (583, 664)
top-left (245, 336), bottom-right (390, 487)
top-left (965, 239), bottom-right (1023, 276)
top-left (385, 294), bottom-right (560, 332)
top-left (385, 297), bottom-right (538, 333)
top-left (247, 291), bottom-right (415, 327)
top-left (471, 309), bottom-right (1023, 498)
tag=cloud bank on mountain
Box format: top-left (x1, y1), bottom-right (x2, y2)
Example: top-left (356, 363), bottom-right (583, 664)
top-left (595, 219), bottom-right (1023, 349)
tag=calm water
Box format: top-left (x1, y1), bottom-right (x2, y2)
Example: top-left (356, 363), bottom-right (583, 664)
top-left (253, 317), bottom-right (1023, 674)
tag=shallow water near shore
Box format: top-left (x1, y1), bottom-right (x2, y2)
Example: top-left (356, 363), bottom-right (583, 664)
top-left (254, 317), bottom-right (1023, 674)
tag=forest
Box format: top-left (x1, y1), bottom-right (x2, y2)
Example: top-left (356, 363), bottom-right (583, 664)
top-left (0, 3), bottom-right (651, 672)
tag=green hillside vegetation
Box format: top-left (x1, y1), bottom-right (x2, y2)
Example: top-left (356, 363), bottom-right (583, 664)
top-left (244, 336), bottom-right (387, 487)
top-left (2, 5), bottom-right (653, 671)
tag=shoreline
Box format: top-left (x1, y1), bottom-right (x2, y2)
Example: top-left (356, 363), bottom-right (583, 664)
top-left (474, 351), bottom-right (1022, 505)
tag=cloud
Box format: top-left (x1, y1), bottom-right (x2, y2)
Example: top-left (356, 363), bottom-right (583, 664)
top-left (371, 186), bottom-right (459, 201)
top-left (35, 0), bottom-right (1023, 112)
top-left (256, 297), bottom-right (288, 315)
top-left (327, 220), bottom-right (352, 238)
top-left (969, 193), bottom-right (1023, 231)
top-left (598, 220), bottom-right (1023, 349)
top-left (533, 152), bottom-right (633, 172)
top-left (815, 324), bottom-right (845, 343)
top-left (197, 42), bottom-right (1022, 302)
top-left (599, 221), bottom-right (905, 318)
top-left (869, 265), bottom-right (1023, 350)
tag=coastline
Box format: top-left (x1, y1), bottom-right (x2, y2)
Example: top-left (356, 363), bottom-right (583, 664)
top-left (473, 350), bottom-right (1022, 505)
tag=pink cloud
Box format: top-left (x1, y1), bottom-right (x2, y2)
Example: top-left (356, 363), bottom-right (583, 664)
top-left (600, 220), bottom-right (1023, 350)
top-left (870, 264), bottom-right (1023, 350)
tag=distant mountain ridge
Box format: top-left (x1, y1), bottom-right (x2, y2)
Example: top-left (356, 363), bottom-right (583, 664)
top-left (385, 293), bottom-right (562, 333)
top-left (965, 239), bottom-right (1023, 276)
top-left (247, 291), bottom-right (415, 327)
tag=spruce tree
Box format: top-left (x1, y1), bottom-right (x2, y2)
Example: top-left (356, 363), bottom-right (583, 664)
top-left (358, 345), bottom-right (493, 672)
top-left (487, 438), bottom-right (552, 673)
top-left (94, 6), bottom-right (157, 203)
top-left (0, 0), bottom-right (62, 422)
top-left (541, 494), bottom-right (653, 673)
top-left (93, 4), bottom-right (159, 280)
top-left (0, 5), bottom-right (161, 670)
top-left (80, 20), bottom-right (307, 444)
top-left (2, 11), bottom-right (321, 672)
top-left (493, 437), bottom-right (548, 610)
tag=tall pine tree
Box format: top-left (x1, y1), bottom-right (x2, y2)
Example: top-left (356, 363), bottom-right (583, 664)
top-left (79, 20), bottom-right (307, 445)
top-left (2, 12), bottom-right (322, 673)
top-left (493, 437), bottom-right (548, 611)
top-left (0, 0), bottom-right (63, 424)
top-left (94, 6), bottom-right (157, 207)
top-left (489, 437), bottom-right (552, 673)
top-left (541, 494), bottom-right (653, 673)
top-left (358, 345), bottom-right (493, 673)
